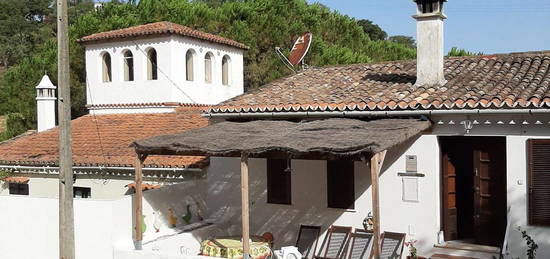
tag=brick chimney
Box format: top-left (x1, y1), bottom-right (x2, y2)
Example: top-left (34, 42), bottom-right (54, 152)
top-left (413, 0), bottom-right (447, 87)
top-left (36, 74), bottom-right (57, 132)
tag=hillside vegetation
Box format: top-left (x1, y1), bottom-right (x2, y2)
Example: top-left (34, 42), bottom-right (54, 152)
top-left (0, 0), bottom-right (416, 139)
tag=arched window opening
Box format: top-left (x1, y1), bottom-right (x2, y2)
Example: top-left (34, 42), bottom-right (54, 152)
top-left (186, 49), bottom-right (195, 81)
top-left (204, 52), bottom-right (213, 84)
top-left (102, 52), bottom-right (112, 82)
top-left (222, 55), bottom-right (230, 86)
top-left (147, 48), bottom-right (158, 80)
top-left (123, 50), bottom-right (134, 81)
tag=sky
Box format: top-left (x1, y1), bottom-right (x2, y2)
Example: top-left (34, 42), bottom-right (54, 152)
top-left (306, 0), bottom-right (550, 54)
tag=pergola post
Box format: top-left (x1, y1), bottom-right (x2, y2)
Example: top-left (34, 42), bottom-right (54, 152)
top-left (240, 154), bottom-right (251, 259)
top-left (134, 153), bottom-right (147, 250)
top-left (369, 150), bottom-right (386, 259)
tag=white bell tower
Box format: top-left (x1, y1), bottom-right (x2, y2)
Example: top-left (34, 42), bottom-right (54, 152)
top-left (36, 74), bottom-right (57, 132)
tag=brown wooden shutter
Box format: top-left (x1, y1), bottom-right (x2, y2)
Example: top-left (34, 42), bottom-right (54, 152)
top-left (267, 159), bottom-right (291, 204)
top-left (528, 139), bottom-right (550, 226)
top-left (327, 160), bottom-right (355, 209)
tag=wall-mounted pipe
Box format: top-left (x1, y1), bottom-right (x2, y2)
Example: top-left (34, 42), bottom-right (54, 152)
top-left (203, 109), bottom-right (550, 119)
top-left (0, 165), bottom-right (203, 173)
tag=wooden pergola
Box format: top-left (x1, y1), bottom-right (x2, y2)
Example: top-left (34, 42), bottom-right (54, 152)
top-left (131, 118), bottom-right (431, 258)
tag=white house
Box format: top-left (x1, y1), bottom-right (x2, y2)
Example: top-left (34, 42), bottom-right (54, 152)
top-left (127, 1), bottom-right (550, 259)
top-left (0, 21), bottom-right (247, 200)
top-left (1, 2), bottom-right (549, 259)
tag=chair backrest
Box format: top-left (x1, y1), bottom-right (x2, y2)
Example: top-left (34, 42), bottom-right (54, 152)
top-left (379, 232), bottom-right (406, 259)
top-left (317, 225), bottom-right (353, 259)
top-left (296, 225), bottom-right (322, 259)
top-left (346, 230), bottom-right (374, 259)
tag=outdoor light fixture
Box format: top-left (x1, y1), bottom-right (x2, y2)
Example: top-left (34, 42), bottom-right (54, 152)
top-left (284, 158), bottom-right (292, 173)
top-left (462, 120), bottom-right (474, 134)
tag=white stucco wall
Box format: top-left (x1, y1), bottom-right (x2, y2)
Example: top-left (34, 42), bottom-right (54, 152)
top-left (0, 196), bottom-right (115, 259)
top-left (0, 174), bottom-right (158, 200)
top-left (84, 35), bottom-right (244, 108)
top-left (181, 134), bottom-right (441, 256)
top-left (505, 136), bottom-right (550, 259)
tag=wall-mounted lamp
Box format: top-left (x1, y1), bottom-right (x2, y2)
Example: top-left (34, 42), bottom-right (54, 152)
top-left (284, 159), bottom-right (292, 173)
top-left (462, 120), bottom-right (473, 134)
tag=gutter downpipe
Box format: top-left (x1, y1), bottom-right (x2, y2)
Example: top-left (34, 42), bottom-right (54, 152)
top-left (203, 109), bottom-right (550, 119)
top-left (0, 165), bottom-right (203, 173)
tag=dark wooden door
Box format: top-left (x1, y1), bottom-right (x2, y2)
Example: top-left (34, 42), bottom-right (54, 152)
top-left (442, 153), bottom-right (458, 241)
top-left (472, 144), bottom-right (506, 246)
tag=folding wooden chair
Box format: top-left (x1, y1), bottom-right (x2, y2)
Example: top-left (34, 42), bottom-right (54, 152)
top-left (296, 225), bottom-right (322, 259)
top-left (315, 225), bottom-right (353, 259)
top-left (345, 230), bottom-right (374, 259)
top-left (378, 232), bottom-right (406, 259)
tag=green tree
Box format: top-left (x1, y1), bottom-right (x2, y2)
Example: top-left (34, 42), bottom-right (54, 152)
top-left (388, 35), bottom-right (416, 49)
top-left (0, 0), bottom-right (54, 69)
top-left (357, 19), bottom-right (387, 41)
top-left (446, 47), bottom-right (483, 57)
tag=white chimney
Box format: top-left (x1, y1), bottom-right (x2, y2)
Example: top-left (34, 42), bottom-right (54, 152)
top-left (36, 74), bottom-right (57, 132)
top-left (413, 0), bottom-right (447, 87)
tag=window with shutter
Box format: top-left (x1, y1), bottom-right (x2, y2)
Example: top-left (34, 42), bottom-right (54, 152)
top-left (267, 159), bottom-right (291, 205)
top-left (327, 160), bottom-right (355, 209)
top-left (74, 187), bottom-right (91, 199)
top-left (9, 183), bottom-right (29, 195)
top-left (528, 139), bottom-right (550, 226)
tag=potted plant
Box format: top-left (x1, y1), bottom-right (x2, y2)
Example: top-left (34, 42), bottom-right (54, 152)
top-left (405, 239), bottom-right (426, 259)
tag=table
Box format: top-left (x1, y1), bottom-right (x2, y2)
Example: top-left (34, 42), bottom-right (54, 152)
top-left (200, 236), bottom-right (271, 259)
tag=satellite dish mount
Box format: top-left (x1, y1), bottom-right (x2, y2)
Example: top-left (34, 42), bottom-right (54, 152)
top-left (276, 32), bottom-right (313, 73)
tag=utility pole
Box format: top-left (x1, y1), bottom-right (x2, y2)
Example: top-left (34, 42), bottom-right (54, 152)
top-left (57, 0), bottom-right (75, 258)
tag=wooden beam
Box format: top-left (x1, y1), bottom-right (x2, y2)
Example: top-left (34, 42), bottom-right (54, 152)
top-left (134, 153), bottom-right (147, 250)
top-left (369, 150), bottom-right (386, 259)
top-left (240, 154), bottom-right (251, 259)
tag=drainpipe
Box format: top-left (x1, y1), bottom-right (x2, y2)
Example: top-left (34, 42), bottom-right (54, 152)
top-left (0, 165), bottom-right (203, 173)
top-left (203, 109), bottom-right (550, 119)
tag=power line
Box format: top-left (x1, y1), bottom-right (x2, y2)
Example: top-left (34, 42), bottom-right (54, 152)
top-left (132, 41), bottom-right (199, 104)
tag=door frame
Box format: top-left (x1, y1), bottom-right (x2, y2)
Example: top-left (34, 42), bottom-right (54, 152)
top-left (439, 136), bottom-right (508, 245)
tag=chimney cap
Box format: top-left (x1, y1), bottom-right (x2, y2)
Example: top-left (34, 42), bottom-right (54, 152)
top-left (36, 74), bottom-right (56, 89)
top-left (413, 0), bottom-right (447, 3)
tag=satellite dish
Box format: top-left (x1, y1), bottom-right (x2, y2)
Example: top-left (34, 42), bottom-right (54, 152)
top-left (275, 32), bottom-right (313, 73)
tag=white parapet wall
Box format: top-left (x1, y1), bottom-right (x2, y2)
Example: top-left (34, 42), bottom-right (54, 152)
top-left (0, 196), bottom-right (117, 259)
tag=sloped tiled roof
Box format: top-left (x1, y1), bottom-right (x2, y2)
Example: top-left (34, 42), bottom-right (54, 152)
top-left (0, 106), bottom-right (209, 168)
top-left (77, 21), bottom-right (248, 50)
top-left (210, 51), bottom-right (550, 114)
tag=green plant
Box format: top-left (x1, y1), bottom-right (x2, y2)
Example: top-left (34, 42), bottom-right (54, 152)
top-left (0, 170), bottom-right (9, 179)
top-left (517, 227), bottom-right (538, 259)
top-left (405, 238), bottom-right (418, 258)
top-left (446, 47), bottom-right (483, 57)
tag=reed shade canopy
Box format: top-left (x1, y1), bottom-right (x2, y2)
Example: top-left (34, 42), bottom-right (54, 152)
top-left (132, 118), bottom-right (431, 159)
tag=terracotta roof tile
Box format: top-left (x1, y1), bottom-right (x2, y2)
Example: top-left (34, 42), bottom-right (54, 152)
top-left (126, 183), bottom-right (161, 190)
top-left (77, 21), bottom-right (248, 50)
top-left (2, 177), bottom-right (30, 184)
top-left (0, 106), bottom-right (209, 168)
top-left (211, 51), bottom-right (550, 113)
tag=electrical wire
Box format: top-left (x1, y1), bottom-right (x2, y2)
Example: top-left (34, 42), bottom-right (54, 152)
top-left (85, 76), bottom-right (111, 183)
top-left (132, 40), bottom-right (198, 104)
